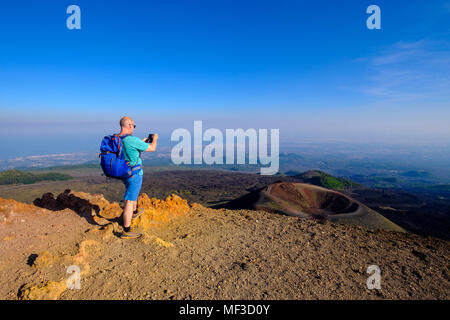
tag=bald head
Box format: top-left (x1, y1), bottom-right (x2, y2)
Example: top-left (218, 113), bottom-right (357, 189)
top-left (120, 116), bottom-right (134, 128)
top-left (119, 116), bottom-right (136, 135)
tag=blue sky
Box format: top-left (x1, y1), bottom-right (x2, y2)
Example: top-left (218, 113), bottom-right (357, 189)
top-left (0, 0), bottom-right (449, 159)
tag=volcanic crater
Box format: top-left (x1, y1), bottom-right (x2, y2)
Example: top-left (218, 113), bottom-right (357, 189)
top-left (264, 182), bottom-right (360, 218)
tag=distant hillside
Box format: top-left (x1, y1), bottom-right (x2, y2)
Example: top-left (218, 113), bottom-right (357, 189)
top-left (25, 162), bottom-right (100, 172)
top-left (0, 170), bottom-right (73, 185)
top-left (425, 184), bottom-right (450, 192)
top-left (400, 170), bottom-right (432, 178)
top-left (292, 170), bottom-right (360, 190)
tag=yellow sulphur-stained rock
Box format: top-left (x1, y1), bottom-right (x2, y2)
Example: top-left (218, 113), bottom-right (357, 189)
top-left (19, 280), bottom-right (67, 300)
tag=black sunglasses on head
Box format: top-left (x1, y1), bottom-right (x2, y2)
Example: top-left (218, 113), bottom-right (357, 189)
top-left (129, 124), bottom-right (136, 128)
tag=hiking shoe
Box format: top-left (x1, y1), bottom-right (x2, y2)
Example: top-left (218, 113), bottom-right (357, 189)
top-left (120, 231), bottom-right (142, 239)
top-left (132, 207), bottom-right (144, 220)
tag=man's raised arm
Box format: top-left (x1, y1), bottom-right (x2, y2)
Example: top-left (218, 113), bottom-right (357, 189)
top-left (143, 134), bottom-right (158, 152)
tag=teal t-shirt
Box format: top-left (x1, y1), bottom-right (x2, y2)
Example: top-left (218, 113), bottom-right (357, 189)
top-left (122, 136), bottom-right (149, 176)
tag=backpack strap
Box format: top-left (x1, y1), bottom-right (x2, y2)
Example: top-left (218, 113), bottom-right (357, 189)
top-left (114, 134), bottom-right (141, 177)
top-left (127, 164), bottom-right (142, 177)
top-left (113, 134), bottom-right (131, 157)
top-left (113, 134), bottom-right (128, 155)
top-left (98, 151), bottom-right (115, 157)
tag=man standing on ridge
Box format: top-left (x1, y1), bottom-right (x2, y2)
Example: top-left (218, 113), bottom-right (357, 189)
top-left (118, 116), bottom-right (158, 239)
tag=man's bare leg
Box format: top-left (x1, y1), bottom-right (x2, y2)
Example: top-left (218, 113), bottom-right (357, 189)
top-left (123, 200), bottom-right (134, 229)
top-left (132, 200), bottom-right (145, 219)
top-left (121, 200), bottom-right (142, 238)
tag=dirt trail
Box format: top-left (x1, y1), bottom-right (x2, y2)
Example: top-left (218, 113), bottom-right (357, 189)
top-left (0, 191), bottom-right (449, 300)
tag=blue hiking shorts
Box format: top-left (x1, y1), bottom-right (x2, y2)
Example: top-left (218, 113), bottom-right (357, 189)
top-left (122, 174), bottom-right (143, 201)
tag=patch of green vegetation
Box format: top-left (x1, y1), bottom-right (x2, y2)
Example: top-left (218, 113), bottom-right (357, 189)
top-left (0, 169), bottom-right (73, 185)
top-left (297, 170), bottom-right (360, 190)
top-left (319, 173), bottom-right (359, 190)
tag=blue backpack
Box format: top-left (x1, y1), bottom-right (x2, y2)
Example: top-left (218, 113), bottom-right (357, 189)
top-left (99, 134), bottom-right (141, 179)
